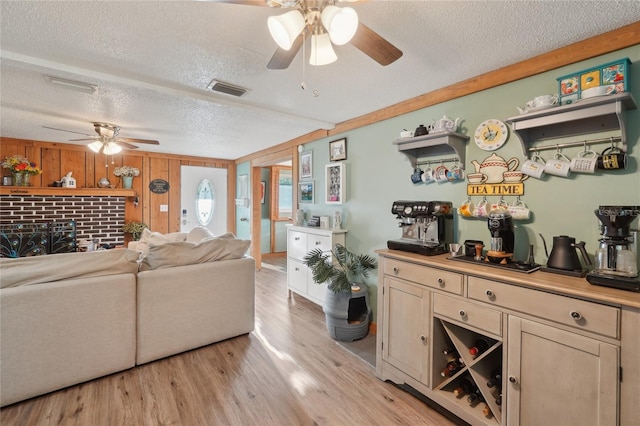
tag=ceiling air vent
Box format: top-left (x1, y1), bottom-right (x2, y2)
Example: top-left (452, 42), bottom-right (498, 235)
top-left (207, 79), bottom-right (249, 97)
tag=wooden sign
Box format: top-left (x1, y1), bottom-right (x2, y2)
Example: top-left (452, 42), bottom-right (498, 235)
top-left (467, 183), bottom-right (524, 196)
top-left (149, 179), bottom-right (170, 194)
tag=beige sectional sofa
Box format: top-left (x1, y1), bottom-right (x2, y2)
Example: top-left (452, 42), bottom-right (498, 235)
top-left (0, 227), bottom-right (254, 407)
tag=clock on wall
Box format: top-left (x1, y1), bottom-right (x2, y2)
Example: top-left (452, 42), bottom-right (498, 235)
top-left (474, 119), bottom-right (509, 151)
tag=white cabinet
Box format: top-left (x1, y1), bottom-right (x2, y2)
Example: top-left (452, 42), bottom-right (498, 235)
top-left (286, 226), bottom-right (346, 306)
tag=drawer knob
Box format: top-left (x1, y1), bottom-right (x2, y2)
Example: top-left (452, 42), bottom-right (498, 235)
top-left (485, 289), bottom-right (494, 298)
top-left (570, 311), bottom-right (583, 321)
top-left (393, 267), bottom-right (399, 275)
top-left (509, 375), bottom-right (518, 384)
top-left (294, 237), bottom-right (300, 241)
top-left (437, 278), bottom-right (445, 286)
top-left (294, 267), bottom-right (299, 271)
top-left (315, 241), bottom-right (322, 245)
top-left (420, 335), bottom-right (427, 342)
top-left (459, 310), bottom-right (466, 318)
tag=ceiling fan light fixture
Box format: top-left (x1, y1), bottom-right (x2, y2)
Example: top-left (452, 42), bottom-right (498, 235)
top-left (268, 10), bottom-right (305, 50)
top-left (321, 6), bottom-right (358, 46)
top-left (88, 141), bottom-right (103, 153)
top-left (103, 142), bottom-right (122, 155)
top-left (310, 32), bottom-right (337, 66)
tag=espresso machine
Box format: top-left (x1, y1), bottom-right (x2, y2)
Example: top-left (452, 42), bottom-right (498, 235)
top-left (586, 205), bottom-right (640, 291)
top-left (387, 201), bottom-right (453, 256)
top-left (487, 208), bottom-right (515, 254)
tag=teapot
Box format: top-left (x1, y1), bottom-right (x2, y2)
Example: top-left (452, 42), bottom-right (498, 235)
top-left (414, 124), bottom-right (429, 136)
top-left (471, 153), bottom-right (519, 184)
top-left (430, 115), bottom-right (460, 133)
top-left (539, 234), bottom-right (591, 271)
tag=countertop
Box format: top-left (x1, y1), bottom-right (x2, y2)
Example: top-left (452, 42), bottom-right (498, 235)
top-left (376, 249), bottom-right (640, 309)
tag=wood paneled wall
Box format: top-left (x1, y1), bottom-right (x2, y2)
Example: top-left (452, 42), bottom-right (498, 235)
top-left (1, 138), bottom-right (236, 235)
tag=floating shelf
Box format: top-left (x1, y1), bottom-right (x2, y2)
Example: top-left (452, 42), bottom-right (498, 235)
top-left (0, 187), bottom-right (137, 197)
top-left (393, 131), bottom-right (470, 169)
top-left (505, 92), bottom-right (637, 156)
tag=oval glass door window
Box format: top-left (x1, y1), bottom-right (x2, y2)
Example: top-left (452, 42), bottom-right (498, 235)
top-left (196, 179), bottom-right (215, 226)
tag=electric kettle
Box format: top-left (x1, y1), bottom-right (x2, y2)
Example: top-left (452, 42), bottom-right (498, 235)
top-left (539, 234), bottom-right (591, 271)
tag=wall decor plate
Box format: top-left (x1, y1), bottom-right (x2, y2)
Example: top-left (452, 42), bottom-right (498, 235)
top-left (474, 119), bottom-right (509, 151)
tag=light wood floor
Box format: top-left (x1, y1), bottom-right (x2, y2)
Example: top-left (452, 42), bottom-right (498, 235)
top-left (0, 253), bottom-right (458, 426)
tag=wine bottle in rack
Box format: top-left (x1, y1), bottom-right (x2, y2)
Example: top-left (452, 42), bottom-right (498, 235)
top-left (467, 388), bottom-right (485, 406)
top-left (486, 368), bottom-right (502, 388)
top-left (469, 338), bottom-right (490, 357)
top-left (453, 378), bottom-right (475, 398)
top-left (440, 360), bottom-right (464, 377)
top-left (443, 347), bottom-right (457, 356)
top-left (482, 404), bottom-right (493, 418)
top-left (495, 393), bottom-right (502, 406)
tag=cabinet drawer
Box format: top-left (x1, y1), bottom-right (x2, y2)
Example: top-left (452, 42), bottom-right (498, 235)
top-left (307, 234), bottom-right (332, 252)
top-left (287, 259), bottom-right (308, 293)
top-left (384, 259), bottom-right (463, 295)
top-left (288, 231), bottom-right (308, 260)
top-left (468, 277), bottom-right (620, 339)
top-left (433, 293), bottom-right (502, 336)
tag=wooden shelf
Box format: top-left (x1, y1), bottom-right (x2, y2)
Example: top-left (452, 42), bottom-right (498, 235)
top-left (393, 131), bottom-right (469, 169)
top-left (0, 187), bottom-right (136, 197)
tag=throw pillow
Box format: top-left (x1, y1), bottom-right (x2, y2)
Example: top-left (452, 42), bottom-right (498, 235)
top-left (134, 229), bottom-right (187, 254)
top-left (186, 226), bottom-right (215, 243)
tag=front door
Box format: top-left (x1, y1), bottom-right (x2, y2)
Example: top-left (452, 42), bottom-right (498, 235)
top-left (180, 165), bottom-right (227, 235)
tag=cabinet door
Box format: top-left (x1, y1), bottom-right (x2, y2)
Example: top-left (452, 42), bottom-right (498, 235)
top-left (382, 277), bottom-right (430, 385)
top-left (287, 259), bottom-right (308, 294)
top-left (306, 268), bottom-right (327, 304)
top-left (287, 230), bottom-right (308, 260)
top-left (507, 316), bottom-right (619, 426)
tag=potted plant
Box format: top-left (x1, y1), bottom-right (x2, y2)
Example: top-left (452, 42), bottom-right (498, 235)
top-left (113, 165), bottom-right (140, 189)
top-left (122, 221), bottom-right (148, 241)
top-left (303, 244), bottom-right (377, 341)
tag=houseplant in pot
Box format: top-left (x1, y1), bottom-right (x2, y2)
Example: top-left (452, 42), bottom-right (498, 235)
top-left (303, 244), bottom-right (377, 341)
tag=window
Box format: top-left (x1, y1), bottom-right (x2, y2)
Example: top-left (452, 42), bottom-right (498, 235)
top-left (271, 166), bottom-right (292, 220)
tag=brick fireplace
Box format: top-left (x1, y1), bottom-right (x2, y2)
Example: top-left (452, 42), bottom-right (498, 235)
top-left (0, 194), bottom-right (126, 247)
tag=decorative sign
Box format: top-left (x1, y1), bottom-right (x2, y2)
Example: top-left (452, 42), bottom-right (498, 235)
top-left (467, 183), bottom-right (524, 196)
top-left (149, 179), bottom-right (170, 194)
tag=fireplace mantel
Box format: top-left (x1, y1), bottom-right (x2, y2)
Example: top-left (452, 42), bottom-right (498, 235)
top-left (0, 187), bottom-right (136, 197)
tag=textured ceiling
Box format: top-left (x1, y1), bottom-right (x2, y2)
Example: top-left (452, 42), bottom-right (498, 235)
top-left (1, 1), bottom-right (639, 160)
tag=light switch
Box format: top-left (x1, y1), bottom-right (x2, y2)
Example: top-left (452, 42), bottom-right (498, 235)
top-left (160, 204), bottom-right (168, 212)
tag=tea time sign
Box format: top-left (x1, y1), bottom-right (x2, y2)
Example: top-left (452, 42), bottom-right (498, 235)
top-left (467, 153), bottom-right (526, 196)
top-left (467, 183), bottom-right (524, 196)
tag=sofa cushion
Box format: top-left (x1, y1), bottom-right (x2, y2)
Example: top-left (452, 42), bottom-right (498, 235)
top-left (0, 249), bottom-right (140, 288)
top-left (139, 237), bottom-right (251, 271)
top-left (186, 226), bottom-right (215, 243)
top-left (131, 229), bottom-right (187, 254)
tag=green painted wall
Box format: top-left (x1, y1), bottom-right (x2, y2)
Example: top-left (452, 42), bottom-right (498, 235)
top-left (239, 46), bottom-right (640, 322)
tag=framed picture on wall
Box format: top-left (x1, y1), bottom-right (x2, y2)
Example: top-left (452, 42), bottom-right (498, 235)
top-left (325, 163), bottom-right (345, 204)
top-left (329, 138), bottom-right (347, 161)
top-left (300, 151), bottom-right (313, 180)
top-left (260, 181), bottom-right (266, 204)
top-left (298, 181), bottom-right (314, 203)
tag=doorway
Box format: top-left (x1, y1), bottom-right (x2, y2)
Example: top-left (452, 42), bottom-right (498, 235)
top-left (181, 165), bottom-right (228, 235)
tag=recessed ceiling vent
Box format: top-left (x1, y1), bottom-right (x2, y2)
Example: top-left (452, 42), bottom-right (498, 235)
top-left (207, 79), bottom-right (249, 97)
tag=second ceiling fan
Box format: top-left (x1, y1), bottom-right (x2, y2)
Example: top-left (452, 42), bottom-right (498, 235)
top-left (218, 0), bottom-right (403, 69)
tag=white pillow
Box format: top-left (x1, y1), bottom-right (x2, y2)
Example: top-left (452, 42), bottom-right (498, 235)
top-left (134, 229), bottom-right (187, 254)
top-left (186, 226), bottom-right (215, 243)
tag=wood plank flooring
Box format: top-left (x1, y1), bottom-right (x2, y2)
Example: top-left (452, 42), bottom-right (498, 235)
top-left (0, 254), bottom-right (457, 426)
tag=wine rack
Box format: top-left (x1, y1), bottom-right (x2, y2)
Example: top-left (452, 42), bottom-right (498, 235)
top-left (432, 319), bottom-right (504, 425)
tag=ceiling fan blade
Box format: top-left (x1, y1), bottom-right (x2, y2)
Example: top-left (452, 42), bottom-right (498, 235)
top-left (350, 22), bottom-right (402, 66)
top-left (267, 32), bottom-right (304, 69)
top-left (69, 138), bottom-right (99, 142)
top-left (117, 137), bottom-right (160, 145)
top-left (42, 126), bottom-right (93, 137)
top-left (116, 141), bottom-right (140, 150)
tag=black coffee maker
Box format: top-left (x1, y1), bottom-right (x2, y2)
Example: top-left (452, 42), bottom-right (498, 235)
top-left (487, 208), bottom-right (514, 253)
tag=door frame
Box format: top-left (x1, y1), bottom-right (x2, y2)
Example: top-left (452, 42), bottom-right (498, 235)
top-left (250, 148), bottom-right (296, 269)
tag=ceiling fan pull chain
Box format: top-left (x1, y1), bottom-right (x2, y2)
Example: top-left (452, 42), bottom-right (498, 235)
top-left (301, 27), bottom-right (307, 90)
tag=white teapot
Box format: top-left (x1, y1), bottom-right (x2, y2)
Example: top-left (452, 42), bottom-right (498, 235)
top-left (430, 115), bottom-right (461, 133)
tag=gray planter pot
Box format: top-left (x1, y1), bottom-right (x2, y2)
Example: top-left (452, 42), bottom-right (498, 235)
top-left (322, 283), bottom-right (371, 341)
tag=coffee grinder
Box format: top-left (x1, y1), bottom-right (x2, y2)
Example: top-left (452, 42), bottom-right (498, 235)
top-left (586, 206), bottom-right (640, 292)
top-left (487, 208), bottom-right (515, 254)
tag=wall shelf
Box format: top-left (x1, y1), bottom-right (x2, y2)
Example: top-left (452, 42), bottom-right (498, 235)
top-left (505, 92), bottom-right (637, 156)
top-left (393, 132), bottom-right (470, 169)
top-left (0, 187), bottom-right (137, 197)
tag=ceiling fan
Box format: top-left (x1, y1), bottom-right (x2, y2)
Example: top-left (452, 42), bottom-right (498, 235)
top-left (43, 122), bottom-right (160, 155)
top-left (213, 0), bottom-right (403, 69)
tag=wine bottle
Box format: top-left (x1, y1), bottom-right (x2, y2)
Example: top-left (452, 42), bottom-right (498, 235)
top-left (440, 360), bottom-right (463, 377)
top-left (469, 338), bottom-right (490, 357)
top-left (482, 404), bottom-right (493, 418)
top-left (453, 378), bottom-right (475, 398)
top-left (495, 393), bottom-right (502, 406)
top-left (443, 347), bottom-right (457, 356)
top-left (467, 388), bottom-right (485, 405)
top-left (486, 368), bottom-right (502, 388)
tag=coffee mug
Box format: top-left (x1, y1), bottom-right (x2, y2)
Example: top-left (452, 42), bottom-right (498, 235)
top-left (446, 164), bottom-right (465, 181)
top-left (458, 197), bottom-right (475, 217)
top-left (544, 152), bottom-right (572, 177)
top-left (570, 149), bottom-right (598, 173)
top-left (597, 147), bottom-right (627, 170)
top-left (421, 166), bottom-right (435, 183)
top-left (411, 167), bottom-right (423, 183)
top-left (534, 94), bottom-right (558, 106)
top-left (521, 154), bottom-right (546, 179)
top-left (467, 173), bottom-right (487, 184)
top-left (435, 165), bottom-right (449, 182)
top-left (508, 199), bottom-right (531, 220)
top-left (472, 199), bottom-right (488, 218)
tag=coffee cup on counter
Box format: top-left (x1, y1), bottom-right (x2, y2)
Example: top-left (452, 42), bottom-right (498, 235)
top-left (411, 167), bottom-right (423, 183)
top-left (597, 146), bottom-right (627, 170)
top-left (464, 240), bottom-right (484, 257)
top-left (544, 152), bottom-right (572, 177)
top-left (570, 149), bottom-right (598, 174)
top-left (521, 153), bottom-right (546, 179)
